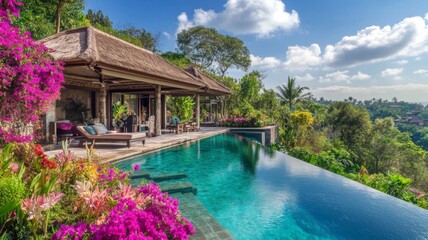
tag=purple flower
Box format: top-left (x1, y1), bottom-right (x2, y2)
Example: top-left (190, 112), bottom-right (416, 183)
top-left (133, 164), bottom-right (140, 172)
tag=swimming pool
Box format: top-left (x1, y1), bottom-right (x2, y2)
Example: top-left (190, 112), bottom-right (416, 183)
top-left (116, 134), bottom-right (428, 239)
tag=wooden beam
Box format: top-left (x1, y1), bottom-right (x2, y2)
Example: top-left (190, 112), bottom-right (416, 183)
top-left (101, 68), bottom-right (202, 91)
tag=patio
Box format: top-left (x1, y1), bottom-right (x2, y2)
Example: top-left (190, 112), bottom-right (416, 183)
top-left (39, 26), bottom-right (230, 144)
top-left (45, 127), bottom-right (228, 162)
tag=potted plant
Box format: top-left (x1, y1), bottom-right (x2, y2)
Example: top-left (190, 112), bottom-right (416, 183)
top-left (112, 101), bottom-right (128, 131)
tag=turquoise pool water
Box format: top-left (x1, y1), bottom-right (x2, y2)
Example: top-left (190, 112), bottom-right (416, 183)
top-left (116, 134), bottom-right (428, 239)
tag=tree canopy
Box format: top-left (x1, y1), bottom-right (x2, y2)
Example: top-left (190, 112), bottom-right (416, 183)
top-left (13, 0), bottom-right (87, 39)
top-left (177, 26), bottom-right (251, 77)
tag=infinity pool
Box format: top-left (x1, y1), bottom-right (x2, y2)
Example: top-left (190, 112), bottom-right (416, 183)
top-left (116, 134), bottom-right (428, 239)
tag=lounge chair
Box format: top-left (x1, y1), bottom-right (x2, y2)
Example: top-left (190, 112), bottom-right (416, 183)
top-left (76, 125), bottom-right (146, 148)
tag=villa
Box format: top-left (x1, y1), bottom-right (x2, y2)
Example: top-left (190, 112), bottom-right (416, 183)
top-left (39, 26), bottom-right (231, 143)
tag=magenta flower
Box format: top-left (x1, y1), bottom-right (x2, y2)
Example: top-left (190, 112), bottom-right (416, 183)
top-left (133, 164), bottom-right (140, 172)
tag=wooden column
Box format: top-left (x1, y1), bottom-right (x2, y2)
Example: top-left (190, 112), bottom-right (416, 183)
top-left (161, 95), bottom-right (166, 129)
top-left (99, 83), bottom-right (107, 125)
top-left (195, 94), bottom-right (200, 129)
top-left (155, 85), bottom-right (161, 136)
top-left (209, 100), bottom-right (213, 122)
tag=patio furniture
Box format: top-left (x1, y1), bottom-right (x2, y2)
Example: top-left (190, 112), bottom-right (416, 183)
top-left (125, 114), bottom-right (138, 132)
top-left (76, 125), bottom-right (146, 148)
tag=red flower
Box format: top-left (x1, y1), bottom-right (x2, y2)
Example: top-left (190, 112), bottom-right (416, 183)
top-left (35, 144), bottom-right (44, 157)
top-left (40, 155), bottom-right (58, 169)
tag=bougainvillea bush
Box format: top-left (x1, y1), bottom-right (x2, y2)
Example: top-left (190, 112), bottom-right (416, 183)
top-left (0, 143), bottom-right (195, 239)
top-left (217, 117), bottom-right (263, 127)
top-left (0, 0), bottom-right (64, 143)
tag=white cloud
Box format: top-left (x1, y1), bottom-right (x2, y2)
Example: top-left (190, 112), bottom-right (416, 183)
top-left (284, 44), bottom-right (322, 71)
top-left (250, 54), bottom-right (281, 69)
top-left (162, 32), bottom-right (171, 39)
top-left (414, 69), bottom-right (428, 75)
top-left (319, 70), bottom-right (350, 83)
top-left (312, 83), bottom-right (428, 102)
top-left (381, 68), bottom-right (403, 77)
top-left (284, 14), bottom-right (428, 69)
top-left (177, 12), bottom-right (194, 34)
top-left (177, 0), bottom-right (300, 37)
top-left (396, 60), bottom-right (408, 65)
top-left (295, 73), bottom-right (314, 81)
top-left (351, 71), bottom-right (371, 80)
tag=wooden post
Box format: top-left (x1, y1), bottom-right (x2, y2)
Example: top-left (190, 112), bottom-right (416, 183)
top-left (195, 94), bottom-right (200, 129)
top-left (161, 95), bottom-right (166, 129)
top-left (155, 85), bottom-right (161, 136)
top-left (209, 99), bottom-right (213, 122)
top-left (99, 83), bottom-right (107, 125)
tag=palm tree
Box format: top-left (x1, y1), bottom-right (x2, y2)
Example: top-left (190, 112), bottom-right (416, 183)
top-left (276, 76), bottom-right (312, 111)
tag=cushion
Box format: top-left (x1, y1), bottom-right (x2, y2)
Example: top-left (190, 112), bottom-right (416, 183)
top-left (57, 122), bottom-right (73, 131)
top-left (171, 118), bottom-right (177, 125)
top-left (93, 124), bottom-right (108, 135)
top-left (176, 118), bottom-right (181, 124)
top-left (84, 125), bottom-right (96, 135)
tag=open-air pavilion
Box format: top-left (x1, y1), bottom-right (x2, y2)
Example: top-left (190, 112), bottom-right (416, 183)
top-left (39, 26), bottom-right (230, 143)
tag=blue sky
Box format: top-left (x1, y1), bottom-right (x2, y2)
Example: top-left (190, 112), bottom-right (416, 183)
top-left (86, 0), bottom-right (428, 102)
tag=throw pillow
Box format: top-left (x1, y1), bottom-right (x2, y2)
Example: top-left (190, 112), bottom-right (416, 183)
top-left (93, 124), bottom-right (108, 135)
top-left (84, 125), bottom-right (96, 135)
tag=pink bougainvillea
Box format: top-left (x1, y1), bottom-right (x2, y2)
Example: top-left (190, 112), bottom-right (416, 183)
top-left (0, 0), bottom-right (64, 143)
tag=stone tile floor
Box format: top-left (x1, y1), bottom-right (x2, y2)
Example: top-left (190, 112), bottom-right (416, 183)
top-left (45, 127), bottom-right (228, 162)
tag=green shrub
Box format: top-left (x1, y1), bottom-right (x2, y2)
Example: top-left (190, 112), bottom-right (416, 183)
top-left (0, 175), bottom-right (26, 206)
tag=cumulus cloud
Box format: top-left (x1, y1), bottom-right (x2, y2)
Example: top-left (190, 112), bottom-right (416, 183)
top-left (295, 73), bottom-right (314, 81)
top-left (284, 44), bottom-right (322, 71)
top-left (319, 71), bottom-right (350, 83)
top-left (177, 0), bottom-right (300, 37)
top-left (318, 71), bottom-right (371, 83)
top-left (414, 69), bottom-right (428, 74)
top-left (381, 68), bottom-right (403, 77)
top-left (250, 54), bottom-right (281, 69)
top-left (351, 71), bottom-right (371, 80)
top-left (284, 14), bottom-right (428, 69)
top-left (312, 83), bottom-right (428, 102)
top-left (177, 12), bottom-right (194, 34)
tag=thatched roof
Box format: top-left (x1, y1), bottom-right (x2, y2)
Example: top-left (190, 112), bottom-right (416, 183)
top-left (39, 26), bottom-right (230, 95)
top-left (39, 27), bottom-right (200, 87)
top-left (184, 67), bottom-right (231, 95)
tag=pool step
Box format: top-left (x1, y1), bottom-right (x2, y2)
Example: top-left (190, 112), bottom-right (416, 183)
top-left (150, 172), bottom-right (187, 182)
top-left (130, 172), bottom-right (150, 179)
top-left (171, 192), bottom-right (233, 240)
top-left (159, 181), bottom-right (197, 194)
top-left (130, 171), bottom-right (187, 182)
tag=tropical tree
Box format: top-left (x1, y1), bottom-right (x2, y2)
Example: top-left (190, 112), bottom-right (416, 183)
top-left (276, 76), bottom-right (312, 111)
top-left (177, 26), bottom-right (251, 77)
top-left (13, 0), bottom-right (87, 39)
top-left (118, 26), bottom-right (159, 52)
top-left (86, 9), bottom-right (112, 28)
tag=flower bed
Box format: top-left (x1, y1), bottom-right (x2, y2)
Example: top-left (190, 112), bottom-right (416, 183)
top-left (217, 117), bottom-right (263, 127)
top-left (0, 143), bottom-right (195, 239)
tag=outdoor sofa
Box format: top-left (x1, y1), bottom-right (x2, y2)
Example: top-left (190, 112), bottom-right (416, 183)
top-left (76, 125), bottom-right (146, 148)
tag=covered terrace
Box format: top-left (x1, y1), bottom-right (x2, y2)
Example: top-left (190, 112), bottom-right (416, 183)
top-left (40, 26), bottom-right (230, 143)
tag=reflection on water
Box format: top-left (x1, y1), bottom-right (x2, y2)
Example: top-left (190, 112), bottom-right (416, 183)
top-left (117, 133), bottom-right (428, 240)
